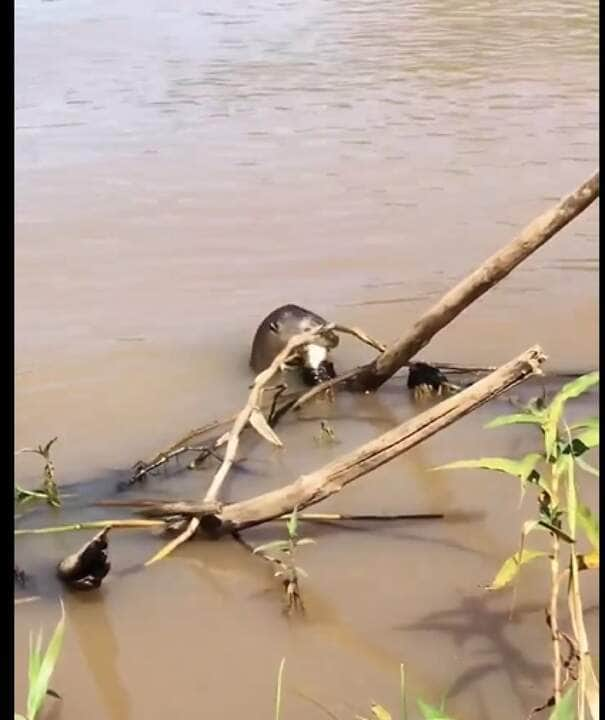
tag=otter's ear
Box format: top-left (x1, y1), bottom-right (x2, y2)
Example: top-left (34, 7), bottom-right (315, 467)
top-left (269, 321), bottom-right (280, 333)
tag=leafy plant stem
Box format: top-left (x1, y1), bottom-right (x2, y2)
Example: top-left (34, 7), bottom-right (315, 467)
top-left (399, 663), bottom-right (406, 720)
top-left (550, 532), bottom-right (562, 705)
top-left (275, 657), bottom-right (286, 720)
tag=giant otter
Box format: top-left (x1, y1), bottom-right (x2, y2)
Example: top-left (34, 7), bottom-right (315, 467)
top-left (250, 304), bottom-right (340, 385)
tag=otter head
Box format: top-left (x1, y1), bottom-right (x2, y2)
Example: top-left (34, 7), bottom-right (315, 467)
top-left (250, 304), bottom-right (339, 386)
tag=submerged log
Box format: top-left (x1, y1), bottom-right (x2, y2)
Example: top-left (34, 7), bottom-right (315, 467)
top-left (213, 345), bottom-right (546, 532)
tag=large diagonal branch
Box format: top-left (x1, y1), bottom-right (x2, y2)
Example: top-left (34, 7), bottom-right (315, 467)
top-left (339, 171), bottom-right (597, 392)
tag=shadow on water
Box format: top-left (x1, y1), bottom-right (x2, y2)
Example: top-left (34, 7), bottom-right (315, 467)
top-left (64, 593), bottom-right (132, 720)
top-left (395, 595), bottom-right (599, 711)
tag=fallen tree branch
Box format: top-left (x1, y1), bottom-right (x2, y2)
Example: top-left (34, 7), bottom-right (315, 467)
top-left (346, 171), bottom-right (597, 391)
top-left (212, 345), bottom-right (547, 532)
top-left (15, 519), bottom-right (166, 535)
top-left (143, 324), bottom-right (337, 565)
top-left (96, 499), bottom-right (444, 524)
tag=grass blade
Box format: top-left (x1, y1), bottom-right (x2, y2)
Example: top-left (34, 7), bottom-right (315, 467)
top-left (275, 657), bottom-right (286, 720)
top-left (547, 681), bottom-right (577, 719)
top-left (576, 504), bottom-right (599, 550)
top-left (416, 698), bottom-right (457, 720)
top-left (27, 602), bottom-right (65, 720)
top-left (253, 540), bottom-right (290, 555)
top-left (27, 630), bottom-right (43, 697)
top-left (371, 705), bottom-right (393, 720)
top-left (399, 664), bottom-right (406, 720)
top-left (544, 372), bottom-right (599, 458)
top-left (486, 549), bottom-right (548, 591)
top-left (485, 413), bottom-right (544, 429)
top-left (433, 454), bottom-right (542, 479)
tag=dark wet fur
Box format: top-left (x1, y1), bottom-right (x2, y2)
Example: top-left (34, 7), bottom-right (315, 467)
top-left (407, 362), bottom-right (457, 398)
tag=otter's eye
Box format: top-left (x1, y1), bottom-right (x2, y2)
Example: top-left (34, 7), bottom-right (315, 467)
top-left (269, 321), bottom-right (279, 333)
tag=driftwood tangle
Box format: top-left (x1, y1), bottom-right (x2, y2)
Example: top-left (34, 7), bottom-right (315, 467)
top-left (208, 345), bottom-right (547, 533)
top-left (132, 172), bottom-right (596, 548)
top-left (16, 173), bottom-right (597, 579)
top-left (143, 325), bottom-right (341, 564)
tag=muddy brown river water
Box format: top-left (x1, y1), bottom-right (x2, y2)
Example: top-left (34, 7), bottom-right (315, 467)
top-left (15, 1), bottom-right (598, 718)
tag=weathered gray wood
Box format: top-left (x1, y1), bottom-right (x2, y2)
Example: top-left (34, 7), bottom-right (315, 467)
top-left (346, 172), bottom-right (598, 391)
top-left (214, 345), bottom-right (547, 532)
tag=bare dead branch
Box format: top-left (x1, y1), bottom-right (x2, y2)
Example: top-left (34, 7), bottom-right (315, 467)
top-left (211, 345), bottom-right (546, 532)
top-left (348, 171), bottom-right (598, 391)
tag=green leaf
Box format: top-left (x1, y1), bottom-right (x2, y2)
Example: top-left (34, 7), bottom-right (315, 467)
top-left (253, 540), bottom-right (290, 555)
top-left (544, 372), bottom-right (599, 458)
top-left (576, 457), bottom-right (599, 477)
top-left (28, 630), bottom-right (43, 698)
top-left (562, 422), bottom-right (599, 458)
top-left (370, 704), bottom-right (393, 720)
top-left (294, 538), bottom-right (316, 548)
top-left (547, 681), bottom-right (577, 719)
top-left (572, 427), bottom-right (599, 452)
top-left (569, 417), bottom-right (599, 432)
top-left (522, 519), bottom-right (542, 538)
top-left (433, 454), bottom-right (542, 480)
top-left (576, 504), bottom-right (599, 549)
top-left (583, 655), bottom-right (599, 720)
top-left (486, 549), bottom-right (549, 591)
top-left (416, 699), bottom-right (457, 720)
top-left (287, 508), bottom-right (299, 539)
top-left (15, 486), bottom-right (48, 501)
top-left (485, 413), bottom-right (544, 429)
top-left (577, 549), bottom-right (599, 570)
top-left (553, 453), bottom-right (572, 480)
top-left (565, 454), bottom-right (578, 540)
top-left (27, 603), bottom-right (66, 720)
top-left (434, 454), bottom-right (543, 505)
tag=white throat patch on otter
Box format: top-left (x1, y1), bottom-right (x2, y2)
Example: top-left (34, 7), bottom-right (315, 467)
top-left (303, 343), bottom-right (328, 370)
